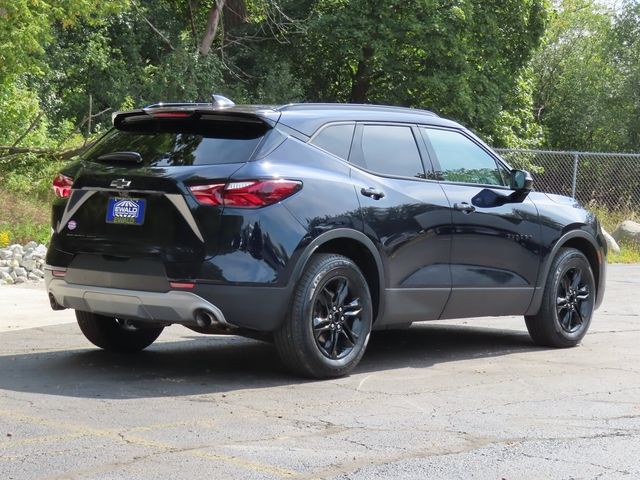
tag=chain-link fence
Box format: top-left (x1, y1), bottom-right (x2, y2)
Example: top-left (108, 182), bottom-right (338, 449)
top-left (496, 149), bottom-right (640, 211)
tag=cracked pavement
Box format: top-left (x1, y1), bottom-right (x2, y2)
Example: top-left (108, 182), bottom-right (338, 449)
top-left (0, 265), bottom-right (639, 479)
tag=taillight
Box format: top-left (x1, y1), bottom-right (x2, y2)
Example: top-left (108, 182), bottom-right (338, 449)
top-left (53, 174), bottom-right (74, 198)
top-left (189, 179), bottom-right (302, 208)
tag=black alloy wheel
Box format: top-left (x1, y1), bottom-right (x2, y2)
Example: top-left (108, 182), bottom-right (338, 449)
top-left (275, 254), bottom-right (373, 378)
top-left (556, 267), bottom-right (591, 334)
top-left (525, 248), bottom-right (595, 347)
top-left (312, 276), bottom-right (365, 360)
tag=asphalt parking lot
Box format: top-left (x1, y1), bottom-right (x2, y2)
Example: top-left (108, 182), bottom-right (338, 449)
top-left (1, 265), bottom-right (639, 480)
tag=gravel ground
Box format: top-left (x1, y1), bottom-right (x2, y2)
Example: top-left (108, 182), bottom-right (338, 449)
top-left (0, 265), bottom-right (639, 479)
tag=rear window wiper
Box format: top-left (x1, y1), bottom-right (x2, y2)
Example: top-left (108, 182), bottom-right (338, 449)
top-left (96, 151), bottom-right (143, 164)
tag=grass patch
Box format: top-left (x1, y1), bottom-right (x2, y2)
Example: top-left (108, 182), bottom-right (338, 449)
top-left (0, 188), bottom-right (51, 246)
top-left (590, 206), bottom-right (640, 264)
top-left (0, 152), bottom-right (64, 246)
top-left (608, 241), bottom-right (640, 263)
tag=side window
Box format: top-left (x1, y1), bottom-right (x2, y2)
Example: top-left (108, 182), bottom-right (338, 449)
top-left (423, 128), bottom-right (504, 186)
top-left (361, 125), bottom-right (424, 178)
top-left (310, 124), bottom-right (355, 160)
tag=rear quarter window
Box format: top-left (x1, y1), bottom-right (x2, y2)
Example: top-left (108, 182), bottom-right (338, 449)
top-left (310, 123), bottom-right (355, 160)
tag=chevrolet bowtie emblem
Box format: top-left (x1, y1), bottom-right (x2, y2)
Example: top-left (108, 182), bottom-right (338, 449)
top-left (110, 178), bottom-right (132, 189)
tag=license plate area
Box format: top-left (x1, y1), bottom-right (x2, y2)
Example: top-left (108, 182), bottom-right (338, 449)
top-left (106, 197), bottom-right (146, 225)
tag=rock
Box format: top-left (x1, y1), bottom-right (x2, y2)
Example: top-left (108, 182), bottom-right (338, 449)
top-left (32, 268), bottom-right (45, 278)
top-left (13, 276), bottom-right (25, 284)
top-left (612, 220), bottom-right (640, 243)
top-left (0, 259), bottom-right (7, 267)
top-left (602, 228), bottom-right (620, 254)
top-left (9, 259), bottom-right (19, 269)
top-left (10, 244), bottom-right (23, 255)
top-left (0, 266), bottom-right (10, 274)
top-left (22, 259), bottom-right (36, 272)
top-left (13, 267), bottom-right (27, 278)
top-left (0, 249), bottom-right (11, 260)
top-left (33, 245), bottom-right (47, 259)
top-left (0, 271), bottom-right (13, 284)
top-left (13, 254), bottom-right (22, 263)
top-left (27, 272), bottom-right (40, 281)
top-left (25, 241), bottom-right (38, 251)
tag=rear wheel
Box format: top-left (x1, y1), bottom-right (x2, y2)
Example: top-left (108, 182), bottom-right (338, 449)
top-left (275, 254), bottom-right (373, 378)
top-left (75, 311), bottom-right (164, 352)
top-left (525, 248), bottom-right (595, 348)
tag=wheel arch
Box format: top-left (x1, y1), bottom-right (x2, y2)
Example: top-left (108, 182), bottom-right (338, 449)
top-left (292, 229), bottom-right (385, 323)
top-left (526, 229), bottom-right (603, 315)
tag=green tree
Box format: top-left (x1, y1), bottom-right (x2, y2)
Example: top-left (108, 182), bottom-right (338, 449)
top-left (284, 0), bottom-right (547, 146)
top-left (530, 0), bottom-right (640, 152)
top-left (0, 0), bottom-right (127, 146)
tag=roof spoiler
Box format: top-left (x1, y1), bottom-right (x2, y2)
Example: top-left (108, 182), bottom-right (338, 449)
top-left (111, 95), bottom-right (279, 129)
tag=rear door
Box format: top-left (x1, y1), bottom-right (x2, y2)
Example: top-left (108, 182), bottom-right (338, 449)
top-left (55, 113), bottom-right (270, 280)
top-left (420, 127), bottom-right (541, 318)
top-left (349, 123), bottom-right (452, 326)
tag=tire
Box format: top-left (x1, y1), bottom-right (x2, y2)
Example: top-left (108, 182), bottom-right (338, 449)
top-left (275, 254), bottom-right (373, 378)
top-left (75, 310), bottom-right (164, 353)
top-left (525, 248), bottom-right (596, 348)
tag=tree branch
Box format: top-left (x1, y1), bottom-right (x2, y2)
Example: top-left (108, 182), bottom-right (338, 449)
top-left (0, 142), bottom-right (96, 160)
top-left (11, 111), bottom-right (45, 148)
top-left (187, 0), bottom-right (199, 50)
top-left (198, 0), bottom-right (226, 56)
top-left (133, 3), bottom-right (175, 51)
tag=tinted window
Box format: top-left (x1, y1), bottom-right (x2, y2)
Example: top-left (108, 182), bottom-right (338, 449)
top-left (81, 119), bottom-right (265, 167)
top-left (424, 128), bottom-right (503, 185)
top-left (361, 125), bottom-right (424, 178)
top-left (311, 124), bottom-right (355, 160)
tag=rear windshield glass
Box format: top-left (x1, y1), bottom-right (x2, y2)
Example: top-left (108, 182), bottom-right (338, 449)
top-left (80, 118), bottom-right (267, 166)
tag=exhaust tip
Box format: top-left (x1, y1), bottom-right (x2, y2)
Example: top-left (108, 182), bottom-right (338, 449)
top-left (48, 293), bottom-right (65, 311)
top-left (195, 309), bottom-right (216, 328)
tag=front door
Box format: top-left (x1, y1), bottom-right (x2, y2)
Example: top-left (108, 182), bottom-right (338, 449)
top-left (420, 127), bottom-right (541, 319)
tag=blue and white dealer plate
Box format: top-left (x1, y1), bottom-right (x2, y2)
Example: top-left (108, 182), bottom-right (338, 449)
top-left (106, 197), bottom-right (146, 225)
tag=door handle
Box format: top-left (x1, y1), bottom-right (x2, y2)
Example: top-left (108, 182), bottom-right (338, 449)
top-left (361, 187), bottom-right (385, 200)
top-left (454, 202), bottom-right (475, 214)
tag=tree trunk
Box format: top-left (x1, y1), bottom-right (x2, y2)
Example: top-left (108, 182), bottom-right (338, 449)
top-left (198, 0), bottom-right (226, 56)
top-left (350, 46), bottom-right (375, 103)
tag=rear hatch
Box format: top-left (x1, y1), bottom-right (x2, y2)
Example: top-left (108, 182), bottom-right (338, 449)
top-left (55, 108), bottom-right (275, 280)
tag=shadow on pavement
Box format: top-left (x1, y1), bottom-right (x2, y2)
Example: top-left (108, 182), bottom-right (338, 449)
top-left (0, 322), bottom-right (540, 399)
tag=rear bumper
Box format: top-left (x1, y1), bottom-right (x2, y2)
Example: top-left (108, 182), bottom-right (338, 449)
top-left (46, 273), bottom-right (228, 328)
top-left (45, 268), bottom-right (291, 332)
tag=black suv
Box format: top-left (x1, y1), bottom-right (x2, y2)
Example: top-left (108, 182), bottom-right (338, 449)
top-left (45, 99), bottom-right (607, 378)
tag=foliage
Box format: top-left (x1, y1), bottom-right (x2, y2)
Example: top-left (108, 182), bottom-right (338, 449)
top-left (284, 0), bottom-right (547, 146)
top-left (531, 0), bottom-right (640, 152)
top-left (0, 185), bottom-right (52, 246)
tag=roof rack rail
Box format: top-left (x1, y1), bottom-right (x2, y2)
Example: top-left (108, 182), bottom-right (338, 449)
top-left (277, 103), bottom-right (438, 117)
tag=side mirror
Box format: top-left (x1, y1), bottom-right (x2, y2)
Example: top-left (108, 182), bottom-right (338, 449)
top-left (509, 169), bottom-right (532, 202)
top-left (510, 169), bottom-right (533, 192)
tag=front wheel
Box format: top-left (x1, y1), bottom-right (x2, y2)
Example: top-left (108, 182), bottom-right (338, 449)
top-left (525, 248), bottom-right (595, 348)
top-left (76, 311), bottom-right (164, 352)
top-left (275, 254), bottom-right (373, 378)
